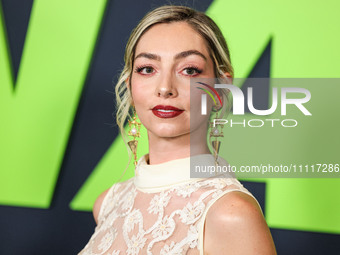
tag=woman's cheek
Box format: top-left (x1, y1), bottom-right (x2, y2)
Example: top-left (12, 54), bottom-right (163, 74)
top-left (190, 90), bottom-right (203, 108)
top-left (131, 81), bottom-right (146, 98)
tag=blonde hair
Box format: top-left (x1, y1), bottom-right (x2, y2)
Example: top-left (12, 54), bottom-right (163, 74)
top-left (115, 5), bottom-right (233, 152)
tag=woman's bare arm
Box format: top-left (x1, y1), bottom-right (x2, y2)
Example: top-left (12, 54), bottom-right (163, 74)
top-left (204, 191), bottom-right (277, 254)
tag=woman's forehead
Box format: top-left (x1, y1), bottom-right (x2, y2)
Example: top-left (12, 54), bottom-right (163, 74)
top-left (134, 22), bottom-right (210, 58)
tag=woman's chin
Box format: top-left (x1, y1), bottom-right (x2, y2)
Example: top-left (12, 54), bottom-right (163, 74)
top-left (148, 127), bottom-right (190, 139)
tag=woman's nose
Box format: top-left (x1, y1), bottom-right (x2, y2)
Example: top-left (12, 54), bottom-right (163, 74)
top-left (155, 73), bottom-right (178, 98)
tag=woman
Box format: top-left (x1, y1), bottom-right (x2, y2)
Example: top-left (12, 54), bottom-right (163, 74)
top-left (79, 5), bottom-right (276, 255)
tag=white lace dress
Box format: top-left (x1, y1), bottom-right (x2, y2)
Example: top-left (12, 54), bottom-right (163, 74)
top-left (78, 154), bottom-right (261, 255)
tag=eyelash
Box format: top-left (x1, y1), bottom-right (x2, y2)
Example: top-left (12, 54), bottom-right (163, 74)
top-left (134, 65), bottom-right (203, 76)
top-left (183, 65), bottom-right (203, 76)
top-left (134, 65), bottom-right (154, 74)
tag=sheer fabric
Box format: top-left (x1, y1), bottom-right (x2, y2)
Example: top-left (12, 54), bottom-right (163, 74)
top-left (78, 154), bottom-right (260, 255)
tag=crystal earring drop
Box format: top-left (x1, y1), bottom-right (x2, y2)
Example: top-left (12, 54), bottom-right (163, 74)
top-left (128, 107), bottom-right (141, 167)
top-left (210, 111), bottom-right (224, 165)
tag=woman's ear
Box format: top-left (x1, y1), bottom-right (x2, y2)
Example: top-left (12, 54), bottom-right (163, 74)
top-left (126, 77), bottom-right (130, 89)
top-left (219, 72), bottom-right (233, 88)
top-left (211, 89), bottom-right (224, 112)
top-left (224, 72), bottom-right (232, 78)
top-left (211, 72), bottom-right (231, 112)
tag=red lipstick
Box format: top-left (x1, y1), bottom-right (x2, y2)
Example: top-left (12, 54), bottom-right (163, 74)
top-left (152, 105), bottom-right (184, 118)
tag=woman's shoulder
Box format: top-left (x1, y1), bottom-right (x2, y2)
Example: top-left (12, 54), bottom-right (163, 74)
top-left (93, 177), bottom-right (135, 224)
top-left (204, 190), bottom-right (276, 254)
top-left (93, 187), bottom-right (111, 224)
top-left (206, 190), bottom-right (263, 225)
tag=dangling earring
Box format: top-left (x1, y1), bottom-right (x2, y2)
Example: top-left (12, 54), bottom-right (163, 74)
top-left (128, 107), bottom-right (141, 167)
top-left (209, 110), bottom-right (224, 166)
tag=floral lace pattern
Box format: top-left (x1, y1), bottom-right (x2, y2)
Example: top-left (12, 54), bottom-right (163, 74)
top-left (78, 175), bottom-right (254, 255)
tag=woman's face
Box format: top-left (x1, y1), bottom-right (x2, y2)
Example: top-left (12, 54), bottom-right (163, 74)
top-left (130, 21), bottom-right (216, 140)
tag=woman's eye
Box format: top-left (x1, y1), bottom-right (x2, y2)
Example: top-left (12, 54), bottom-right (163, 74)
top-left (183, 67), bottom-right (202, 76)
top-left (137, 66), bottom-right (155, 75)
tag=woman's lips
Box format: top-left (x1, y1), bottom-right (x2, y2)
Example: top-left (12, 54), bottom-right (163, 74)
top-left (152, 105), bottom-right (184, 118)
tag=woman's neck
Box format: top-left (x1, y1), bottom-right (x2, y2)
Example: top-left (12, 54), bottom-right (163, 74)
top-left (147, 131), bottom-right (211, 165)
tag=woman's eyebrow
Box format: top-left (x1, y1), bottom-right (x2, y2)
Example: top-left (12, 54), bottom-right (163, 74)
top-left (174, 50), bottom-right (207, 61)
top-left (134, 50), bottom-right (207, 61)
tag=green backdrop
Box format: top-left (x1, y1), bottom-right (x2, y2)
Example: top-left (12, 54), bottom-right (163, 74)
top-left (0, 0), bottom-right (339, 235)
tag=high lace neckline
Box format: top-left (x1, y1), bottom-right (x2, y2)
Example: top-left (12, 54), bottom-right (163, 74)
top-left (133, 153), bottom-right (231, 193)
